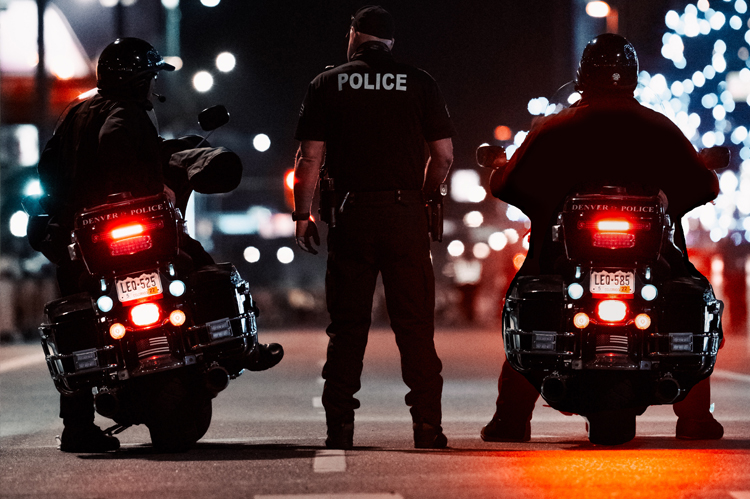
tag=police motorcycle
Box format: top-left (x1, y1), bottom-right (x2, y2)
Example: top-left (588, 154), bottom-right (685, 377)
top-left (26, 105), bottom-right (280, 451)
top-left (476, 86), bottom-right (727, 445)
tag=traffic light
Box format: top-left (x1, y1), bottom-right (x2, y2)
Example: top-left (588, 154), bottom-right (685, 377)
top-left (284, 169), bottom-right (295, 210)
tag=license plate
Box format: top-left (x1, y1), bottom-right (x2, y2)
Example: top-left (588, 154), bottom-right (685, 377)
top-left (116, 272), bottom-right (162, 302)
top-left (590, 270), bottom-right (634, 295)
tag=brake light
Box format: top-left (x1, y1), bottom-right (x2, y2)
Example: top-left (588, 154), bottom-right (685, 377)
top-left (169, 310), bottom-right (186, 326)
top-left (597, 300), bottom-right (627, 322)
top-left (131, 303), bottom-right (160, 326)
top-left (109, 323), bottom-right (127, 339)
top-left (111, 223), bottom-right (144, 240)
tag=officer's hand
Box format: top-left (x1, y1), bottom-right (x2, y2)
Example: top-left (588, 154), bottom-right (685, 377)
top-left (295, 220), bottom-right (320, 255)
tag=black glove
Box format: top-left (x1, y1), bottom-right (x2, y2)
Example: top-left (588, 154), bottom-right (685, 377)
top-left (296, 220), bottom-right (320, 255)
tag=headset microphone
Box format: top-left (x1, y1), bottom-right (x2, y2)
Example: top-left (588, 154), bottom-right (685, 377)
top-left (153, 93), bottom-right (167, 103)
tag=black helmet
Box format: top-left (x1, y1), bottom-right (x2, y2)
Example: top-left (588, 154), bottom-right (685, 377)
top-left (575, 34), bottom-right (639, 93)
top-left (97, 38), bottom-right (174, 91)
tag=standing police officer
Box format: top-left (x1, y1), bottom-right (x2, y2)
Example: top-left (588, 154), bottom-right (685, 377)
top-left (292, 5), bottom-right (455, 449)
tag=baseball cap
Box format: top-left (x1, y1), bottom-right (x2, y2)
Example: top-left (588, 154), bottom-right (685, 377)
top-left (351, 5), bottom-right (395, 39)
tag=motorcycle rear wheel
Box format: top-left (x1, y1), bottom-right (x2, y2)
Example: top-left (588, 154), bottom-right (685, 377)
top-left (146, 373), bottom-right (213, 452)
top-left (585, 409), bottom-right (637, 446)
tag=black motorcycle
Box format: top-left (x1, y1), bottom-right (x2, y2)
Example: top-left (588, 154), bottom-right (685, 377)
top-left (27, 105), bottom-right (280, 451)
top-left (477, 139), bottom-right (726, 445)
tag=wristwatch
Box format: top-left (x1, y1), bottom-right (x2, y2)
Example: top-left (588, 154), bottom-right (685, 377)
top-left (291, 211), bottom-right (310, 221)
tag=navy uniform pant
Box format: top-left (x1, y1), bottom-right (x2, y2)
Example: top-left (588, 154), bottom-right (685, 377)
top-left (322, 199), bottom-right (443, 427)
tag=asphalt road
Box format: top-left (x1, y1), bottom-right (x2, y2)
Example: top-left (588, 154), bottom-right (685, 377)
top-left (1, 327), bottom-right (750, 499)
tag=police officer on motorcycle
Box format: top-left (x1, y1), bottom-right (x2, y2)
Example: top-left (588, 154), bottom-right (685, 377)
top-left (292, 6), bottom-right (455, 449)
top-left (33, 38), bottom-right (280, 452)
top-left (481, 33), bottom-right (724, 442)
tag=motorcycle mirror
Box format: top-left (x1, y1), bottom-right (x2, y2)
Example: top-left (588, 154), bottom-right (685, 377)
top-left (476, 144), bottom-right (507, 170)
top-left (198, 105), bottom-right (230, 132)
top-left (699, 146), bottom-right (730, 171)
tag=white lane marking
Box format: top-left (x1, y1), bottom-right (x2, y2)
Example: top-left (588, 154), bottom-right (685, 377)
top-left (313, 449), bottom-right (346, 473)
top-left (0, 352), bottom-right (45, 374)
top-left (729, 493), bottom-right (750, 499)
top-left (256, 495), bottom-right (403, 499)
top-left (713, 369), bottom-right (750, 384)
top-left (312, 396), bottom-right (323, 408)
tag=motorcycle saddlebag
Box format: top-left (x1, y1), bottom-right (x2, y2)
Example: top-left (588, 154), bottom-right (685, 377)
top-left (189, 263), bottom-right (241, 325)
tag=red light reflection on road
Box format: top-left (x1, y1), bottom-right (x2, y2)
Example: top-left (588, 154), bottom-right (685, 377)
top-left (511, 449), bottom-right (725, 499)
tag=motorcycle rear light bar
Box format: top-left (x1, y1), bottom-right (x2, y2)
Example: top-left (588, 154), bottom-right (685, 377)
top-left (92, 220), bottom-right (165, 243)
top-left (110, 235), bottom-right (153, 256)
top-left (577, 220), bottom-right (652, 231)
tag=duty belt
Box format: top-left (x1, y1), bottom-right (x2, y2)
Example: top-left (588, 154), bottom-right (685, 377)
top-left (340, 189), bottom-right (424, 206)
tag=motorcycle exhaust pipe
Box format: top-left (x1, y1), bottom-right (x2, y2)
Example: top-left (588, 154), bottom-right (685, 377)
top-left (655, 375), bottom-right (681, 403)
top-left (540, 375), bottom-right (567, 403)
top-left (94, 390), bottom-right (120, 418)
top-left (205, 365), bottom-right (230, 395)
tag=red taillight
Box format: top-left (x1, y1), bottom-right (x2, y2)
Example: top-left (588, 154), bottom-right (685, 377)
top-left (597, 300), bottom-right (627, 322)
top-left (131, 303), bottom-right (160, 326)
top-left (111, 223), bottom-right (144, 240)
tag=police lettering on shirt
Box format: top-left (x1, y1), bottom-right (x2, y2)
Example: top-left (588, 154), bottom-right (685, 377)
top-left (337, 73), bottom-right (407, 91)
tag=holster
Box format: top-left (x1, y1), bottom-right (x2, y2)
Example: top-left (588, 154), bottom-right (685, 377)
top-left (426, 183), bottom-right (448, 242)
top-left (319, 176), bottom-right (336, 227)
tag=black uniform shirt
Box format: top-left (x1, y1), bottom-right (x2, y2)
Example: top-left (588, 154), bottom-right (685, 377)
top-left (295, 42), bottom-right (455, 192)
top-left (45, 92), bottom-right (164, 221)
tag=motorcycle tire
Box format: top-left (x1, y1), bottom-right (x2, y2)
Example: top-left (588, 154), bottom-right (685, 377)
top-left (146, 373), bottom-right (213, 453)
top-left (585, 409), bottom-right (637, 446)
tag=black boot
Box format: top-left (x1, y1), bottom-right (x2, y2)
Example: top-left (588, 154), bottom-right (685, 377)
top-left (326, 422), bottom-right (354, 450)
top-left (480, 418), bottom-right (531, 442)
top-left (413, 423), bottom-right (448, 449)
top-left (247, 343), bottom-right (284, 371)
top-left (60, 424), bottom-right (120, 453)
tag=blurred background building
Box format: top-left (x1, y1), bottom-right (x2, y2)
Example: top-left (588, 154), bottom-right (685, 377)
top-left (1, 0), bottom-right (748, 339)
